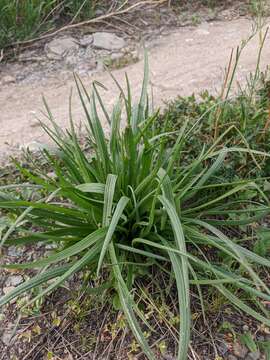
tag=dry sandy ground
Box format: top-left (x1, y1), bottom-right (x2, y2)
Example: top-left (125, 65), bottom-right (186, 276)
top-left (0, 18), bottom-right (269, 161)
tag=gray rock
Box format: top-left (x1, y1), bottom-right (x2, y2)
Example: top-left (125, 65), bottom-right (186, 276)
top-left (18, 50), bottom-right (42, 62)
top-left (110, 52), bottom-right (123, 61)
top-left (80, 34), bottom-right (93, 46)
top-left (46, 171), bottom-right (56, 179)
top-left (22, 141), bottom-right (58, 154)
top-left (6, 275), bottom-right (23, 287)
top-left (92, 32), bottom-right (125, 51)
top-left (227, 356), bottom-right (238, 360)
top-left (1, 328), bottom-right (13, 346)
top-left (3, 286), bottom-right (15, 295)
top-left (95, 9), bottom-right (104, 16)
top-left (246, 352), bottom-right (261, 360)
top-left (45, 37), bottom-right (79, 60)
top-left (233, 342), bottom-right (248, 358)
top-left (7, 246), bottom-right (24, 257)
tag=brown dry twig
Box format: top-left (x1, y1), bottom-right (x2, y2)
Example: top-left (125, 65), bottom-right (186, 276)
top-left (6, 0), bottom-right (168, 49)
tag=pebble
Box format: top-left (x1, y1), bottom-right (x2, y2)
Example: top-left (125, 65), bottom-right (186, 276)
top-left (110, 52), bottom-right (123, 60)
top-left (228, 355), bottom-right (238, 360)
top-left (46, 171), bottom-right (56, 179)
top-left (233, 342), bottom-right (248, 358)
top-left (1, 328), bottom-right (13, 346)
top-left (92, 32), bottom-right (126, 51)
top-left (5, 275), bottom-right (23, 287)
top-left (45, 36), bottom-right (79, 60)
top-left (3, 286), bottom-right (15, 295)
top-left (246, 351), bottom-right (261, 360)
top-left (7, 246), bottom-right (24, 257)
top-left (80, 34), bottom-right (93, 46)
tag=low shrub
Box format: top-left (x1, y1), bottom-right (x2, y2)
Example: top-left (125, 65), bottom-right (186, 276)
top-left (1, 60), bottom-right (270, 359)
top-left (158, 75), bottom-right (270, 180)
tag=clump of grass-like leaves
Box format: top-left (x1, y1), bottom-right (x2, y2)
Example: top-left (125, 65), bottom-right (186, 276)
top-left (1, 59), bottom-right (270, 359)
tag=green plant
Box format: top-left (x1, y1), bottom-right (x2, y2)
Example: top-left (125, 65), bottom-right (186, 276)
top-left (159, 72), bottom-right (270, 180)
top-left (1, 59), bottom-right (270, 359)
top-left (0, 0), bottom-right (98, 48)
top-left (0, 0), bottom-right (55, 47)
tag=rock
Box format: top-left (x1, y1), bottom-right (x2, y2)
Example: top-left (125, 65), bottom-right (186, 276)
top-left (3, 286), bottom-right (15, 295)
top-left (6, 275), bottom-right (23, 287)
top-left (1, 75), bottom-right (16, 85)
top-left (45, 37), bottom-right (79, 60)
top-left (246, 352), bottom-right (261, 360)
top-left (92, 32), bottom-right (125, 51)
top-left (233, 342), bottom-right (248, 358)
top-left (80, 34), bottom-right (93, 46)
top-left (22, 141), bottom-right (57, 154)
top-left (95, 9), bottom-right (104, 16)
top-left (18, 50), bottom-right (41, 62)
top-left (1, 327), bottom-right (13, 346)
top-left (46, 171), bottom-right (56, 179)
top-left (227, 356), bottom-right (238, 360)
top-left (218, 341), bottom-right (229, 356)
top-left (110, 52), bottom-right (123, 61)
top-left (163, 355), bottom-right (176, 360)
top-left (7, 246), bottom-right (24, 257)
top-left (243, 324), bottom-right (249, 331)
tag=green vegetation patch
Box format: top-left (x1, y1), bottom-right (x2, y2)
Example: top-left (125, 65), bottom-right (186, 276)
top-left (0, 0), bottom-right (98, 48)
top-left (0, 58), bottom-right (270, 359)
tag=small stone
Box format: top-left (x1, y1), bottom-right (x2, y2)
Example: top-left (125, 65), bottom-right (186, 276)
top-left (23, 141), bottom-right (44, 152)
top-left (7, 246), bottom-right (24, 257)
top-left (45, 37), bottom-right (79, 60)
top-left (80, 34), bottom-right (93, 46)
top-left (3, 286), bottom-right (15, 295)
top-left (1, 75), bottom-right (16, 85)
top-left (95, 9), bottom-right (103, 16)
top-left (228, 356), bottom-right (238, 360)
top-left (218, 341), bottom-right (229, 355)
top-left (163, 355), bottom-right (176, 360)
top-left (110, 52), bottom-right (123, 61)
top-left (46, 171), bottom-right (56, 179)
top-left (6, 275), bottom-right (23, 287)
top-left (1, 328), bottom-right (13, 346)
top-left (233, 342), bottom-right (248, 358)
top-left (243, 324), bottom-right (249, 331)
top-left (247, 351), bottom-right (261, 360)
top-left (18, 50), bottom-right (40, 62)
top-left (92, 32), bottom-right (125, 51)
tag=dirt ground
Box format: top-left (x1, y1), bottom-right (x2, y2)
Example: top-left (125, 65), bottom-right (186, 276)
top-left (0, 17), bottom-right (269, 163)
